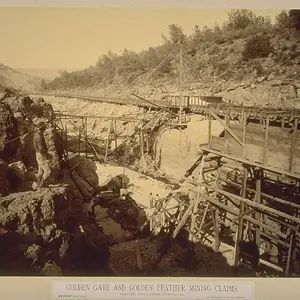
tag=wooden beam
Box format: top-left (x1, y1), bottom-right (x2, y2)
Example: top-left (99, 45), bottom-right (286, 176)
top-left (201, 183), bottom-right (300, 225)
top-left (104, 120), bottom-right (112, 162)
top-left (172, 196), bottom-right (198, 238)
top-left (259, 231), bottom-right (289, 248)
top-left (285, 232), bottom-right (294, 276)
top-left (187, 180), bottom-right (300, 223)
top-left (234, 166), bottom-right (247, 266)
top-left (211, 204), bottom-right (220, 251)
top-left (84, 117), bottom-right (88, 158)
top-left (243, 216), bottom-right (286, 239)
top-left (242, 112), bottom-right (247, 159)
top-left (263, 116), bottom-right (269, 165)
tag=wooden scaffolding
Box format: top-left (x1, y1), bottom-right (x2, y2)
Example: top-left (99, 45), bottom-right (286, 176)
top-left (149, 107), bottom-right (300, 276)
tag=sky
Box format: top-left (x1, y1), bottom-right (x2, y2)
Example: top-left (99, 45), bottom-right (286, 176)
top-left (0, 7), bottom-right (282, 70)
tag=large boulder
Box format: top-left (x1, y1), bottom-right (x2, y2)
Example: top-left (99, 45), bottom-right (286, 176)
top-left (68, 156), bottom-right (100, 197)
top-left (0, 102), bottom-right (20, 162)
top-left (0, 184), bottom-right (111, 276)
top-left (0, 184), bottom-right (81, 237)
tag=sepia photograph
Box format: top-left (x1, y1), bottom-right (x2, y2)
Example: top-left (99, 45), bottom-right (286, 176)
top-left (0, 5), bottom-right (300, 280)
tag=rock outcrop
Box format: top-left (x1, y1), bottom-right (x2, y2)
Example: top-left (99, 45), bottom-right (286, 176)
top-left (0, 159), bottom-right (11, 196)
top-left (0, 102), bottom-right (20, 162)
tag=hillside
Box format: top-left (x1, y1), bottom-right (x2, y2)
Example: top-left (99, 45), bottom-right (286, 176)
top-left (16, 68), bottom-right (80, 81)
top-left (43, 9), bottom-right (300, 106)
top-left (0, 63), bottom-right (41, 92)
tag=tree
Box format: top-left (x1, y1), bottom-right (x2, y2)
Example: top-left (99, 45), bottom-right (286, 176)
top-left (142, 47), bottom-right (159, 70)
top-left (96, 53), bottom-right (115, 81)
top-left (164, 24), bottom-right (186, 44)
top-left (227, 9), bottom-right (256, 30)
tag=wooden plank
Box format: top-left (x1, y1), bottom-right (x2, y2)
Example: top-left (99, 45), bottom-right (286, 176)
top-left (255, 170), bottom-right (262, 249)
top-left (201, 146), bottom-right (300, 180)
top-left (189, 155), bottom-right (205, 241)
top-left (245, 144), bottom-right (264, 164)
top-left (113, 119), bottom-right (118, 149)
top-left (211, 136), bottom-right (227, 152)
top-left (198, 202), bottom-right (209, 234)
top-left (218, 174), bottom-right (300, 210)
top-left (243, 216), bottom-right (286, 239)
top-left (136, 240), bottom-right (144, 271)
top-left (210, 111), bottom-right (244, 146)
top-left (227, 140), bottom-right (244, 158)
top-left (208, 115), bottom-right (212, 147)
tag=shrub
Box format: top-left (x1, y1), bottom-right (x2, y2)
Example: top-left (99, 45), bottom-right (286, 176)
top-left (242, 34), bottom-right (274, 61)
top-left (275, 10), bottom-right (292, 30)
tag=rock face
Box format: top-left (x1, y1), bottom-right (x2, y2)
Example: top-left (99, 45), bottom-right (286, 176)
top-left (1, 92), bottom-right (61, 172)
top-left (0, 184), bottom-right (111, 275)
top-left (0, 102), bottom-right (20, 162)
top-left (0, 184), bottom-right (80, 237)
top-left (7, 161), bottom-right (34, 192)
top-left (0, 159), bottom-right (11, 196)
